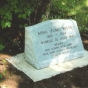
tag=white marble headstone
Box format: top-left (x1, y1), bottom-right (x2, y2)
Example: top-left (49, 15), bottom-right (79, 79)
top-left (25, 19), bottom-right (84, 69)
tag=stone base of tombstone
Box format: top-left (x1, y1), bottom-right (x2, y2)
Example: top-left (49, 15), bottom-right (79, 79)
top-left (6, 50), bottom-right (88, 82)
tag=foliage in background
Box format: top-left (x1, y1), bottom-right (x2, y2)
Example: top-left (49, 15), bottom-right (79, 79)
top-left (0, 0), bottom-right (88, 52)
top-left (0, 0), bottom-right (34, 53)
top-left (0, 0), bottom-right (34, 29)
top-left (51, 0), bottom-right (88, 31)
top-left (0, 0), bottom-right (87, 29)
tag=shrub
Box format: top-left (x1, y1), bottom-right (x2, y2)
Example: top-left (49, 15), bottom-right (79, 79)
top-left (0, 44), bottom-right (5, 51)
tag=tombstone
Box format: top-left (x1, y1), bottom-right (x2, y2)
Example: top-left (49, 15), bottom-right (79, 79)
top-left (25, 19), bottom-right (84, 69)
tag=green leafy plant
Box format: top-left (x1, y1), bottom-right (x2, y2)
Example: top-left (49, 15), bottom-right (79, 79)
top-left (0, 43), bottom-right (5, 51)
top-left (2, 59), bottom-right (7, 64)
top-left (0, 0), bottom-right (33, 29)
top-left (0, 74), bottom-right (3, 78)
top-left (3, 70), bottom-right (7, 75)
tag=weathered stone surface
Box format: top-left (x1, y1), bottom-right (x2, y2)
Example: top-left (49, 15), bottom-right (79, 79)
top-left (25, 19), bottom-right (84, 69)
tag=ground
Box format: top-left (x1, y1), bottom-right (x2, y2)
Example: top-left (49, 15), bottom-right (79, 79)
top-left (0, 31), bottom-right (88, 88)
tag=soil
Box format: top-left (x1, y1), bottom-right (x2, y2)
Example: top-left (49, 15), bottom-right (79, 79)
top-left (0, 31), bottom-right (88, 88)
